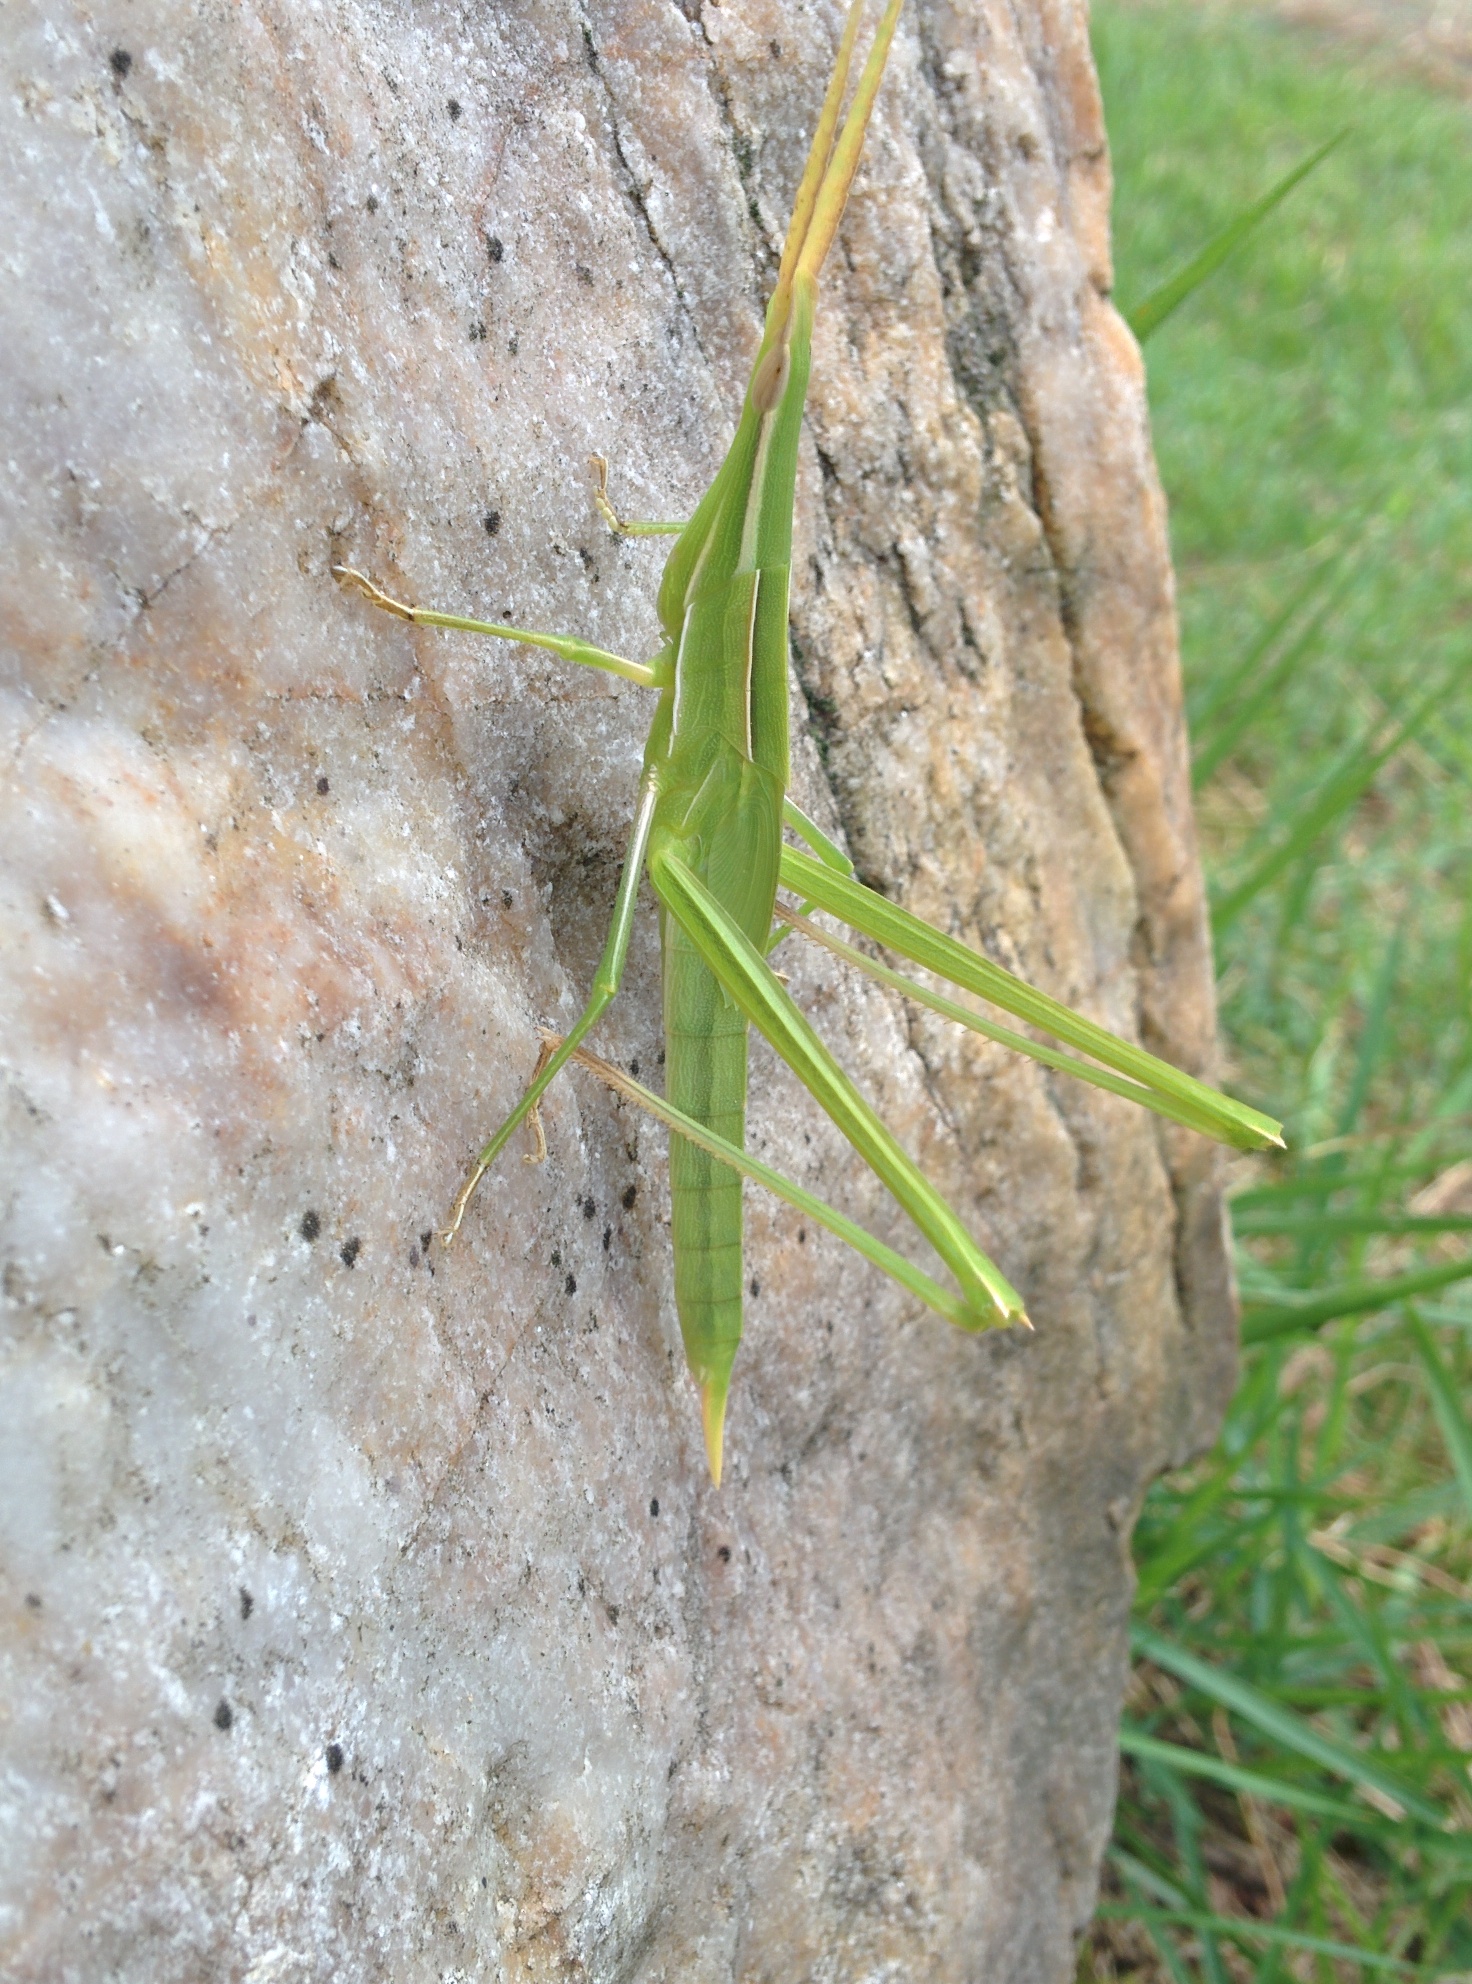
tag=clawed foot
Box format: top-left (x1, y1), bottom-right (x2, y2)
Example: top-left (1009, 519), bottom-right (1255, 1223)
top-left (332, 564), bottom-right (416, 622)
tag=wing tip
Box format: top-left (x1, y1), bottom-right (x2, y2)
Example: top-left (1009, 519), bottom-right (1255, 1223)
top-left (700, 1380), bottom-right (729, 1489)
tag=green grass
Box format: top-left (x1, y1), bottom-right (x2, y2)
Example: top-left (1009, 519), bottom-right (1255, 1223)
top-left (1081, 3), bottom-right (1472, 1976)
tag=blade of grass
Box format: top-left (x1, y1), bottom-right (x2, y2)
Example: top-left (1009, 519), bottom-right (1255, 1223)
top-left (1119, 1729), bottom-right (1365, 1826)
top-left (1141, 1756), bottom-right (1233, 1984)
top-left (1344, 1481), bottom-right (1464, 1546)
top-left (1093, 1903), bottom-right (1434, 1975)
top-left (1133, 1371), bottom-right (1294, 1605)
top-left (1131, 1623), bottom-right (1446, 1823)
top-left (1212, 678), bottom-right (1445, 934)
top-left (1336, 918), bottom-right (1404, 1143)
top-left (1405, 1305), bottom-right (1472, 1520)
top-left (1188, 530), bottom-right (1362, 734)
top-left (1231, 1158), bottom-right (1472, 1206)
top-left (1413, 1302), bottom-right (1472, 1329)
top-left (1110, 1849), bottom-right (1202, 1984)
top-left (1313, 1554), bottom-right (1430, 1750)
top-left (1126, 131), bottom-right (1348, 340)
top-left (1094, 3), bottom-right (1472, 1966)
top-left (1192, 567), bottom-right (1358, 788)
top-left (1111, 1841), bottom-right (1193, 1911)
top-left (1134, 1505), bottom-right (1282, 1612)
top-left (1231, 1211), bottom-right (1472, 1238)
top-left (1240, 1255), bottom-right (1472, 1344)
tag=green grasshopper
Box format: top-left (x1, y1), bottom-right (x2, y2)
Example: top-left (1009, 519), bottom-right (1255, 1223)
top-left (337, 0), bottom-right (1282, 1484)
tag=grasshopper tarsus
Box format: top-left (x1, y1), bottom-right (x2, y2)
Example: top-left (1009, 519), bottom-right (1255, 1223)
top-left (520, 1041), bottom-right (558, 1167)
top-left (590, 454), bottom-right (620, 534)
top-left (590, 454), bottom-right (686, 538)
top-left (332, 564), bottom-right (416, 622)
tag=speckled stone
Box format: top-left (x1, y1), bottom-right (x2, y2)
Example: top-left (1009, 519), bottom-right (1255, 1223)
top-left (0, 0), bottom-right (1231, 1978)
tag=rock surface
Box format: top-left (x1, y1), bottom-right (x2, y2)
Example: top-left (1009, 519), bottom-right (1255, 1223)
top-left (0, 0), bottom-right (1230, 1977)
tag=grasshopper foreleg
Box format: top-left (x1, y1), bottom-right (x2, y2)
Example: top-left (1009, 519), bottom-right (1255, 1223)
top-left (334, 564), bottom-right (663, 688)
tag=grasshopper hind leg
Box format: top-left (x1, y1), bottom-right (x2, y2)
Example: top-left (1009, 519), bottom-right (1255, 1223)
top-left (768, 797), bottom-right (857, 953)
top-left (440, 773), bottom-right (661, 1243)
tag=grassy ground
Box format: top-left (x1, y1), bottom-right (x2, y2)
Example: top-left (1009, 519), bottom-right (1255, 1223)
top-left (1081, 3), bottom-right (1472, 1976)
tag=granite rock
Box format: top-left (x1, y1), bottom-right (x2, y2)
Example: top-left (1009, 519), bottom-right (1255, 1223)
top-left (0, 0), bottom-right (1230, 1977)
